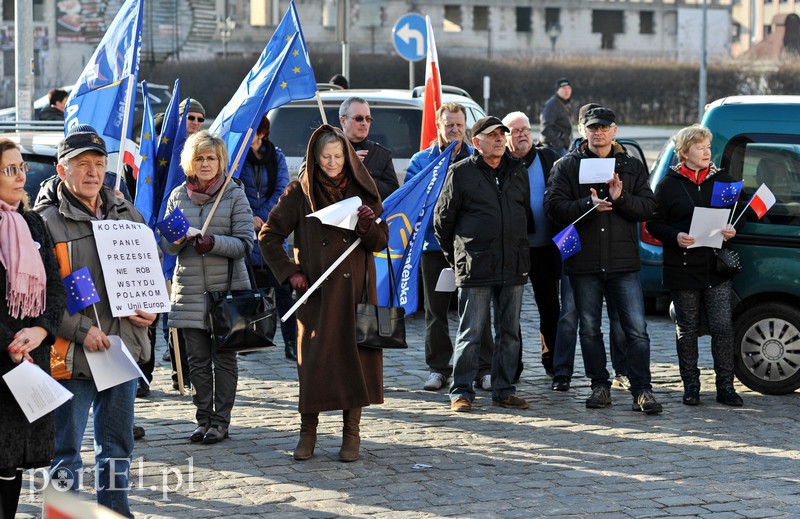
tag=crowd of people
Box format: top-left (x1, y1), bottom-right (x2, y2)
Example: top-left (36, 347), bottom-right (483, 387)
top-left (0, 79), bottom-right (746, 517)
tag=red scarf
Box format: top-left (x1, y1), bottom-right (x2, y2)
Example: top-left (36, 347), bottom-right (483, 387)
top-left (186, 174), bottom-right (225, 206)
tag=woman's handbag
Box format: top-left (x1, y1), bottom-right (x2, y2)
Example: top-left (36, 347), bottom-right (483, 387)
top-left (715, 247), bottom-right (742, 277)
top-left (355, 249), bottom-right (408, 350)
top-left (205, 259), bottom-right (277, 352)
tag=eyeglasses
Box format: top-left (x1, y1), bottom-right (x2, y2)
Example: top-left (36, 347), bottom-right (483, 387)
top-left (1, 162), bottom-right (29, 177)
top-left (586, 124), bottom-right (614, 133)
top-left (187, 115), bottom-right (205, 123)
top-left (507, 128), bottom-right (532, 136)
top-left (193, 156), bottom-right (218, 164)
top-left (347, 115), bottom-right (373, 123)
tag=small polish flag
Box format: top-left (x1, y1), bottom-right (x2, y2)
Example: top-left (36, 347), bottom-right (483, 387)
top-left (122, 138), bottom-right (142, 179)
top-left (747, 183), bottom-right (776, 219)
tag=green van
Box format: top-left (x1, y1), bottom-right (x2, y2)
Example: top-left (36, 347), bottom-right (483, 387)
top-left (641, 95), bottom-right (800, 395)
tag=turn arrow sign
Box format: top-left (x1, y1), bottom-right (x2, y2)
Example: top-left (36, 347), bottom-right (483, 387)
top-left (396, 22), bottom-right (424, 57)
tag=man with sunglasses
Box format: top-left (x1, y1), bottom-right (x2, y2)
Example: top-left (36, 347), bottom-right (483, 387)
top-left (338, 97), bottom-right (399, 200)
top-left (179, 98), bottom-right (206, 136)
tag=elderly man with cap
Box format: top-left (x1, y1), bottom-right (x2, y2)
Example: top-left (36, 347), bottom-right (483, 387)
top-left (434, 116), bottom-right (531, 413)
top-left (539, 77), bottom-right (573, 157)
top-left (36, 126), bottom-right (156, 517)
top-left (544, 106), bottom-right (661, 415)
top-left (179, 98), bottom-right (206, 136)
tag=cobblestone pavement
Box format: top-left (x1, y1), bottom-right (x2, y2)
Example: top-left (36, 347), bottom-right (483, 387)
top-left (18, 290), bottom-right (800, 518)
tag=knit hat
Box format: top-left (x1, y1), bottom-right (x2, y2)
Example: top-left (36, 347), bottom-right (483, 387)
top-left (555, 77), bottom-right (571, 90)
top-left (179, 98), bottom-right (205, 117)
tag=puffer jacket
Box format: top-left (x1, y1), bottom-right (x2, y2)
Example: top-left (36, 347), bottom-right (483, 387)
top-left (36, 185), bottom-right (152, 380)
top-left (434, 151), bottom-right (531, 287)
top-left (544, 140), bottom-right (655, 275)
top-left (161, 178), bottom-right (253, 330)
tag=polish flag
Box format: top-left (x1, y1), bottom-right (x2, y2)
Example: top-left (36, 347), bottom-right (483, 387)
top-left (747, 183), bottom-right (776, 219)
top-left (419, 15), bottom-right (442, 151)
top-left (122, 138), bottom-right (142, 179)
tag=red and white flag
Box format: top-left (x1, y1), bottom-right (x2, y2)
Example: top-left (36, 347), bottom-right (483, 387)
top-left (747, 183), bottom-right (776, 219)
top-left (419, 15), bottom-right (442, 151)
top-left (122, 138), bottom-right (142, 179)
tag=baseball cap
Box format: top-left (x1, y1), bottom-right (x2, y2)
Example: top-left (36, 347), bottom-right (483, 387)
top-left (583, 107), bottom-right (616, 127)
top-left (555, 77), bottom-right (571, 90)
top-left (58, 125), bottom-right (107, 160)
top-left (471, 116), bottom-right (509, 137)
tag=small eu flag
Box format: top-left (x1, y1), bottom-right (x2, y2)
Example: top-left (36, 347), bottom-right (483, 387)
top-left (710, 181), bottom-right (744, 207)
top-left (63, 267), bottom-right (101, 316)
top-left (156, 206), bottom-right (190, 243)
top-left (553, 224), bottom-right (582, 260)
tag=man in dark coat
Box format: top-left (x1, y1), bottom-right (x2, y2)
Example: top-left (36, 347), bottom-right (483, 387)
top-left (434, 116), bottom-right (531, 413)
top-left (339, 97), bottom-right (399, 200)
top-left (39, 88), bottom-right (68, 121)
top-left (538, 78), bottom-right (573, 156)
top-left (544, 106), bottom-right (662, 415)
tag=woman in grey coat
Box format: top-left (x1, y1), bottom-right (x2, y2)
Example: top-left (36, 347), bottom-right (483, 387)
top-left (161, 131), bottom-right (253, 444)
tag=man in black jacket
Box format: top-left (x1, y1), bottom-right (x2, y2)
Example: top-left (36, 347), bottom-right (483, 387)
top-left (503, 111), bottom-right (560, 380)
top-left (544, 107), bottom-right (662, 414)
top-left (538, 78), bottom-right (572, 156)
top-left (434, 116), bottom-right (531, 413)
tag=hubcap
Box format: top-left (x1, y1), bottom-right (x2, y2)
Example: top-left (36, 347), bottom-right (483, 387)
top-left (740, 317), bottom-right (800, 382)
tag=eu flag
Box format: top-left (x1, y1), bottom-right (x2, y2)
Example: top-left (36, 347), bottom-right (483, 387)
top-left (63, 267), bottom-right (101, 316)
top-left (150, 79), bottom-right (182, 227)
top-left (208, 0), bottom-right (317, 177)
top-left (63, 0), bottom-right (143, 154)
top-left (134, 81), bottom-right (157, 226)
top-left (156, 207), bottom-right (190, 243)
top-left (374, 142), bottom-right (456, 314)
top-left (553, 224), bottom-right (582, 260)
top-left (710, 180), bottom-right (744, 207)
top-left (157, 105), bottom-right (189, 281)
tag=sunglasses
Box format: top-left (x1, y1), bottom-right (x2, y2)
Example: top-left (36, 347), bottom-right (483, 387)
top-left (1, 162), bottom-right (29, 177)
top-left (347, 115), bottom-right (373, 123)
top-left (187, 115), bottom-right (205, 123)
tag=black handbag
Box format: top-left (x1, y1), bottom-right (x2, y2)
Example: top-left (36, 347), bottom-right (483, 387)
top-left (715, 247), bottom-right (742, 277)
top-left (355, 249), bottom-right (408, 350)
top-left (204, 259), bottom-right (277, 353)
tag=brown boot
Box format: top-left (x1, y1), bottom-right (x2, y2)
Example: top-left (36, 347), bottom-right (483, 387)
top-left (293, 413), bottom-right (318, 461)
top-left (339, 407), bottom-right (362, 462)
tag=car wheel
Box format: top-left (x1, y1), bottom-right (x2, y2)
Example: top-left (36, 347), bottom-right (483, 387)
top-left (734, 303), bottom-right (800, 395)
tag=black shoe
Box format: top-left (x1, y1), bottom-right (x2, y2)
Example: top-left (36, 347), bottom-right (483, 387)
top-left (172, 380), bottom-right (191, 391)
top-left (716, 386), bottom-right (743, 407)
top-left (632, 390), bottom-right (663, 414)
top-left (133, 425), bottom-right (146, 440)
top-left (189, 424), bottom-right (208, 443)
top-left (551, 376), bottom-right (571, 392)
top-left (203, 425), bottom-right (229, 444)
top-left (682, 385), bottom-right (700, 406)
top-left (162, 349), bottom-right (171, 362)
top-left (136, 380), bottom-right (150, 398)
top-left (285, 343), bottom-right (297, 360)
top-left (586, 386), bottom-right (611, 408)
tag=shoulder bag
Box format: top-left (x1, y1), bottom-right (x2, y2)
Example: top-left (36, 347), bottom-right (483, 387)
top-left (355, 249), bottom-right (407, 350)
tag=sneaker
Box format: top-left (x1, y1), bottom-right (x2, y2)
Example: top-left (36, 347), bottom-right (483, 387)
top-left (551, 376), bottom-right (571, 392)
top-left (450, 397), bottom-right (472, 412)
top-left (477, 374), bottom-right (492, 391)
top-left (612, 374), bottom-right (631, 391)
top-left (423, 372), bottom-right (447, 391)
top-left (716, 386), bottom-right (743, 407)
top-left (493, 395), bottom-right (529, 409)
top-left (586, 386), bottom-right (612, 408)
top-left (682, 385), bottom-right (700, 406)
top-left (633, 390), bottom-right (663, 414)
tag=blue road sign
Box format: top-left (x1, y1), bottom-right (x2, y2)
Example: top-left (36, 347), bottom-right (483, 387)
top-left (392, 14), bottom-right (427, 62)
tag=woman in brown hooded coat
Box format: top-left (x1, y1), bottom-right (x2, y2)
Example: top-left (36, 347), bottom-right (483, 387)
top-left (259, 125), bottom-right (389, 462)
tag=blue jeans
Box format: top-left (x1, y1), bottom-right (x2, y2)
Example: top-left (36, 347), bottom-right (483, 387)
top-left (569, 272), bottom-right (652, 396)
top-left (450, 284), bottom-right (524, 402)
top-left (553, 275), bottom-right (628, 378)
top-left (51, 378), bottom-right (137, 518)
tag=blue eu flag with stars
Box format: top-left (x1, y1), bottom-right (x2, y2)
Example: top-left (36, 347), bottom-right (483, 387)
top-left (553, 224), bottom-right (582, 260)
top-left (63, 267), bottom-right (102, 316)
top-left (156, 207), bottom-right (190, 243)
top-left (710, 181), bottom-right (744, 207)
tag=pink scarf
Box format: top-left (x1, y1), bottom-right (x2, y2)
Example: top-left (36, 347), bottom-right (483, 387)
top-left (0, 200), bottom-right (46, 319)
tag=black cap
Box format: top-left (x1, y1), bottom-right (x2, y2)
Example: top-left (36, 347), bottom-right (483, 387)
top-left (555, 77), bottom-right (571, 90)
top-left (583, 107), bottom-right (616, 127)
top-left (471, 116), bottom-right (509, 137)
top-left (578, 103), bottom-right (602, 125)
top-left (58, 125), bottom-right (107, 161)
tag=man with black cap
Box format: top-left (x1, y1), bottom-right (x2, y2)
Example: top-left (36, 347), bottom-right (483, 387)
top-left (36, 126), bottom-right (156, 517)
top-left (434, 116), bottom-right (531, 413)
top-left (544, 107), bottom-right (662, 415)
top-left (539, 77), bottom-right (573, 157)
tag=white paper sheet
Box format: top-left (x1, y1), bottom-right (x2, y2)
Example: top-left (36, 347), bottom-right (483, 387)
top-left (2, 360), bottom-right (73, 423)
top-left (579, 158), bottom-right (616, 184)
top-left (687, 207), bottom-right (731, 249)
top-left (186, 226), bottom-right (202, 238)
top-left (85, 335), bottom-right (148, 392)
top-left (434, 268), bottom-right (456, 292)
top-left (307, 196), bottom-right (362, 229)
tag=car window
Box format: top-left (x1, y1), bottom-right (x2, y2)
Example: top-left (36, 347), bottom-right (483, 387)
top-left (723, 134), bottom-right (800, 227)
top-left (23, 154), bottom-right (57, 202)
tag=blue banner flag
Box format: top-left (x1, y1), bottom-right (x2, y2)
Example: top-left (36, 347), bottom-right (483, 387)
top-left (158, 106), bottom-right (189, 281)
top-left (134, 81), bottom-right (157, 226)
top-left (710, 180), bottom-right (744, 207)
top-left (150, 79), bottom-right (181, 225)
top-left (374, 142), bottom-right (456, 314)
top-left (156, 206), bottom-right (190, 243)
top-left (553, 224), bottom-right (582, 260)
top-left (63, 0), bottom-right (143, 154)
top-left (63, 267), bottom-right (102, 316)
top-left (208, 0), bottom-right (317, 177)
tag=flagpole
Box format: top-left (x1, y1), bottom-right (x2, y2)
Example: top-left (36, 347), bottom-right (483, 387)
top-left (92, 304), bottom-right (102, 334)
top-left (571, 197), bottom-right (608, 226)
top-left (731, 204), bottom-right (749, 227)
top-left (728, 201), bottom-right (738, 225)
top-left (315, 91), bottom-right (328, 125)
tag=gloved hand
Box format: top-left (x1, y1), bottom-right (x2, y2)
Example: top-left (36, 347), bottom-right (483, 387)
top-left (288, 272), bottom-right (309, 291)
top-left (356, 205), bottom-right (375, 235)
top-left (190, 234), bottom-right (215, 255)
